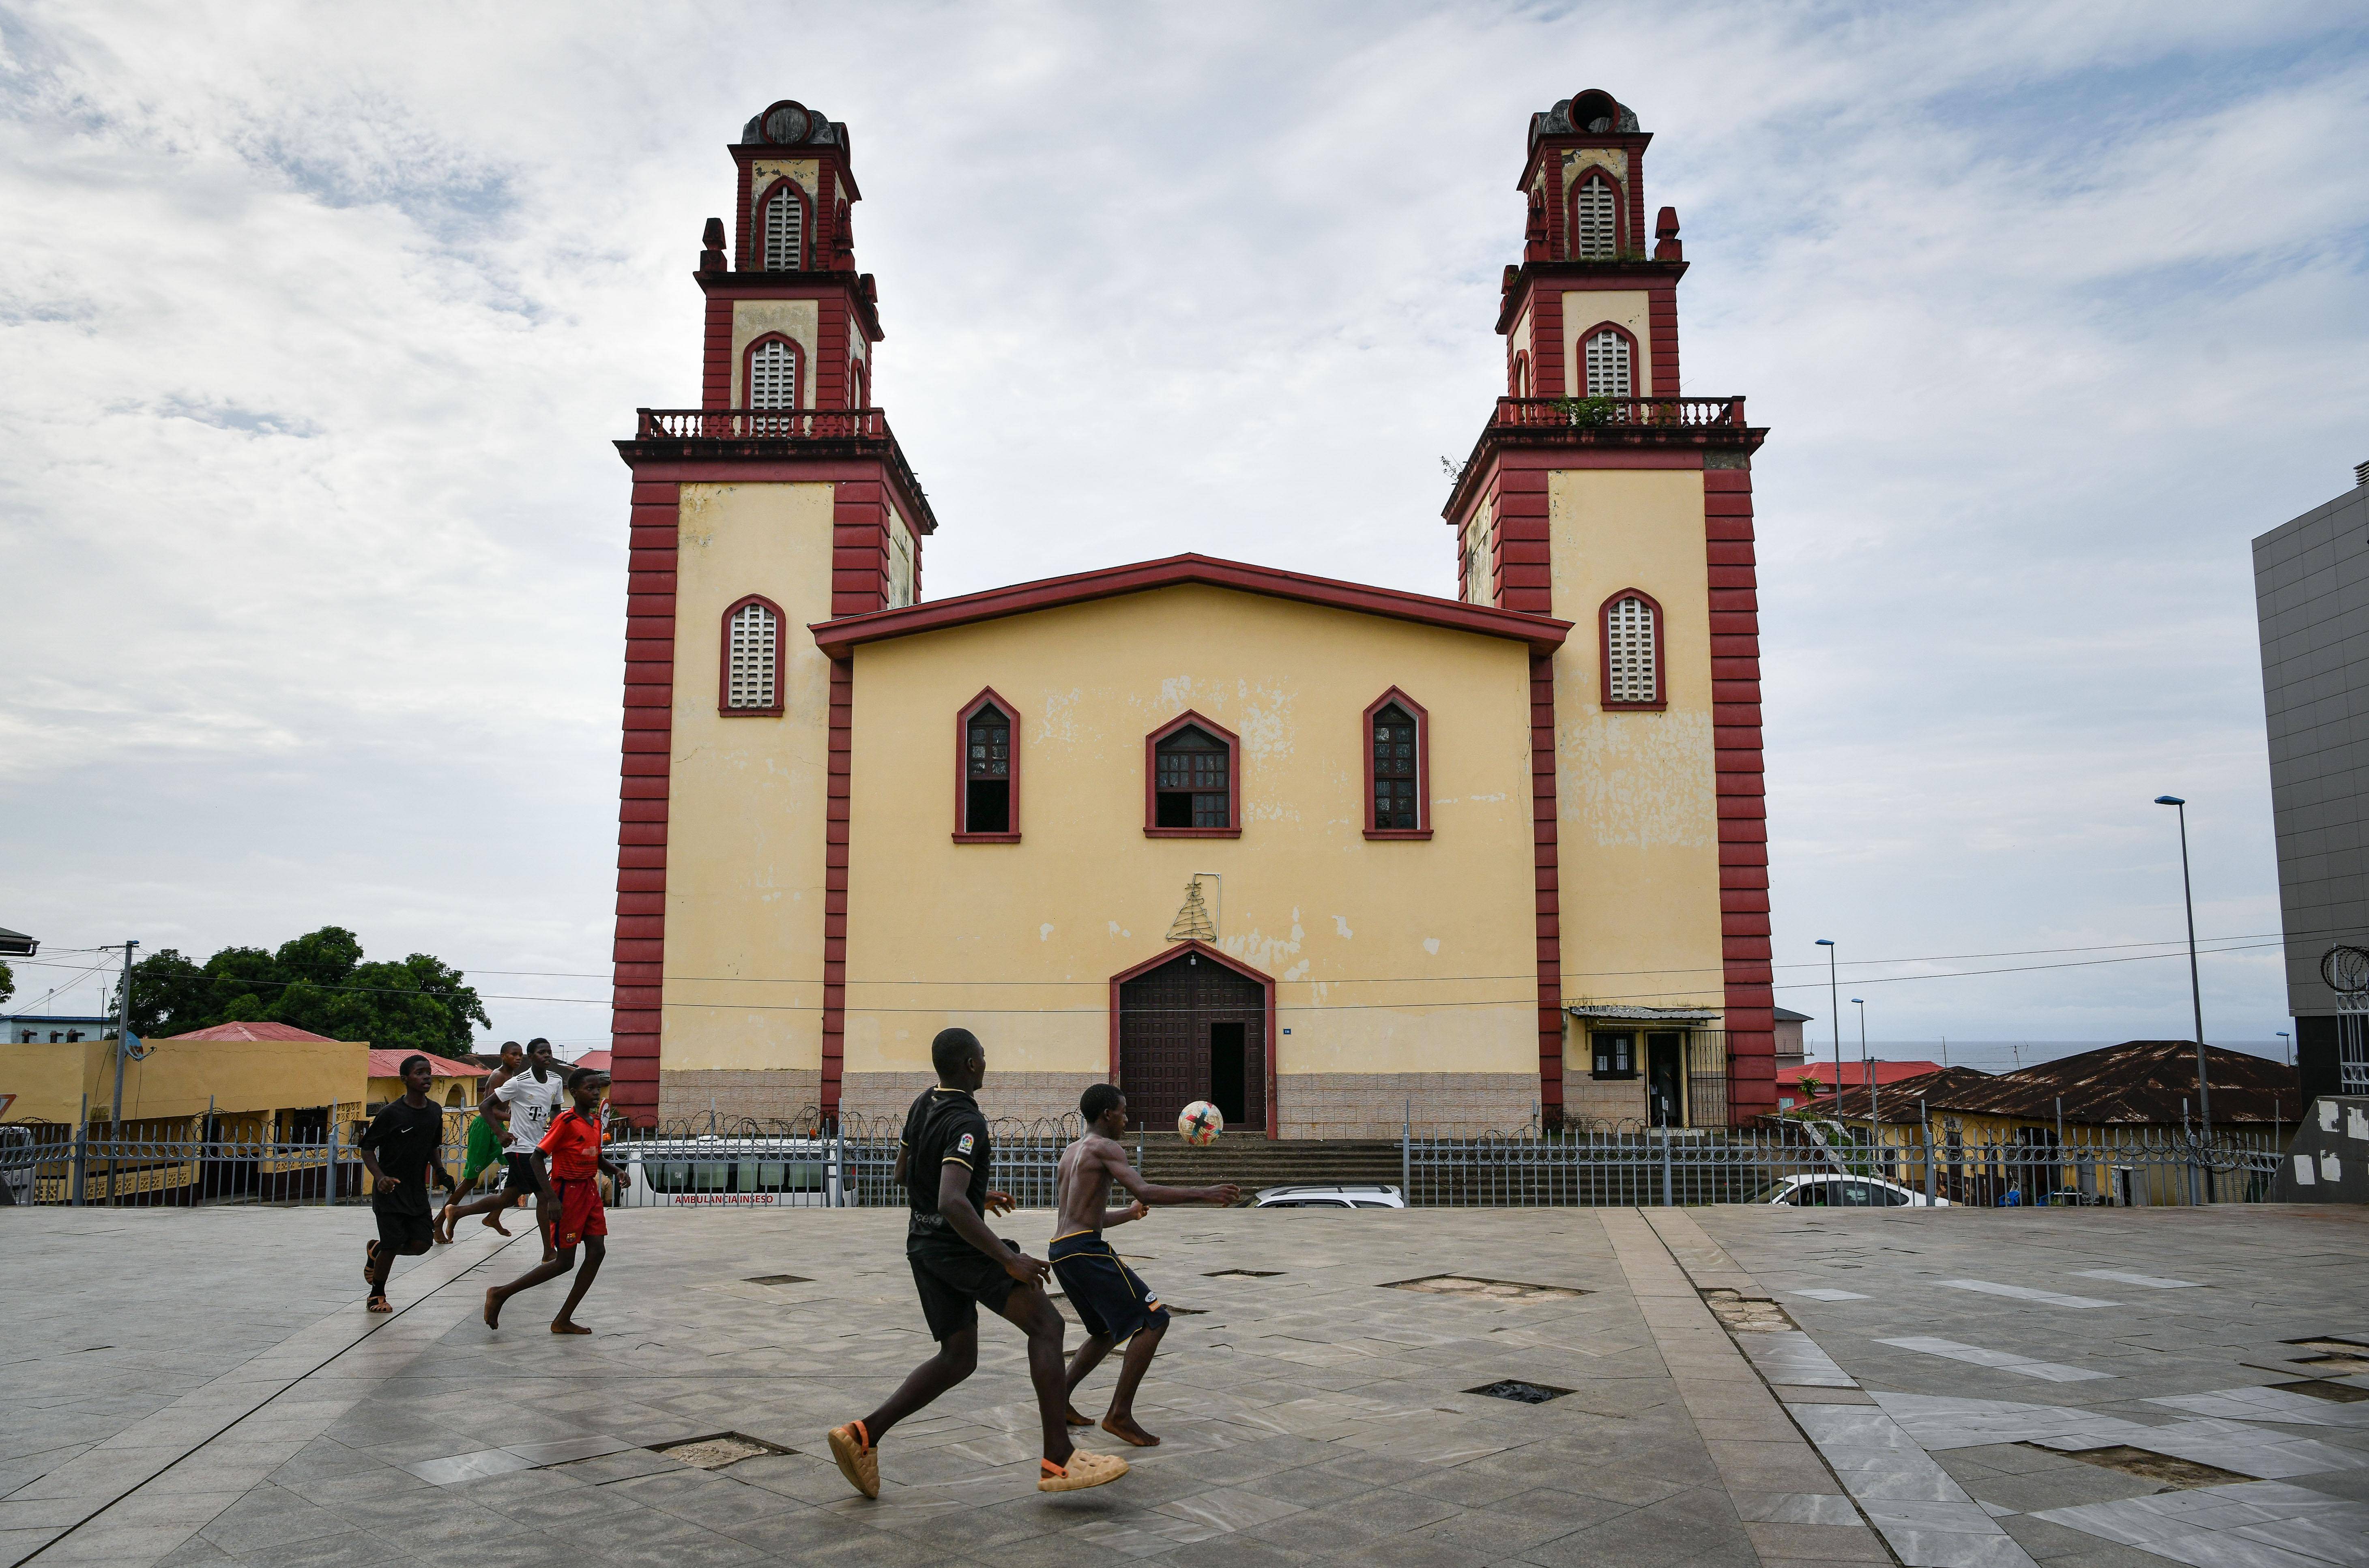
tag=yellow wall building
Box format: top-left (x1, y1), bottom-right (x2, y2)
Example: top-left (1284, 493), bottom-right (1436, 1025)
top-left (605, 90), bottom-right (1777, 1137)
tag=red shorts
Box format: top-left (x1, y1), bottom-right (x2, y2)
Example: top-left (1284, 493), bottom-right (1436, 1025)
top-left (552, 1175), bottom-right (607, 1248)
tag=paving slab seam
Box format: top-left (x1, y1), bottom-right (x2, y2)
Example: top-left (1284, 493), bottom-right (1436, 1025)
top-left (1603, 1208), bottom-right (1900, 1568)
top-left (15, 1224), bottom-right (526, 1568)
top-left (1640, 1207), bottom-right (2054, 1568)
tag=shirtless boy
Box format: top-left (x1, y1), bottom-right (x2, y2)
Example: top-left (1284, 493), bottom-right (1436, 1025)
top-left (1050, 1084), bottom-right (1239, 1447)
top-left (827, 1028), bottom-right (1130, 1499)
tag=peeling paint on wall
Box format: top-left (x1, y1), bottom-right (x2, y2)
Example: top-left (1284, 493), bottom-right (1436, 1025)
top-left (1039, 923), bottom-right (1055, 942)
top-left (1334, 915), bottom-right (1354, 940)
top-left (1561, 711), bottom-right (1716, 847)
top-left (1424, 937), bottom-right (1441, 955)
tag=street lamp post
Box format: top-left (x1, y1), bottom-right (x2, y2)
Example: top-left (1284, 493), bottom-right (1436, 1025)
top-left (1852, 996), bottom-right (1877, 1135)
top-left (2276, 1030), bottom-right (2291, 1067)
top-left (2153, 797), bottom-right (2212, 1147)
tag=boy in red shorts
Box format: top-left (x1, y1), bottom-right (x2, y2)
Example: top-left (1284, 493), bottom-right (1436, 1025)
top-left (483, 1067), bottom-right (627, 1334)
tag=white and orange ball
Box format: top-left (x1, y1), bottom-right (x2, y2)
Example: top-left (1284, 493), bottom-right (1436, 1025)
top-left (1178, 1101), bottom-right (1224, 1146)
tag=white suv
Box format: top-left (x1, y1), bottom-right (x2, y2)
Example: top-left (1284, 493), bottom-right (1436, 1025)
top-left (1252, 1183), bottom-right (1407, 1209)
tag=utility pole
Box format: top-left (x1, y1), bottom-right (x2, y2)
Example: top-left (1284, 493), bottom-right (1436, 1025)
top-left (2155, 796), bottom-right (2213, 1147)
top-left (109, 940), bottom-right (139, 1129)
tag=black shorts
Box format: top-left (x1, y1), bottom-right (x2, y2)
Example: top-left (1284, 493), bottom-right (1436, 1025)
top-left (906, 1227), bottom-right (1021, 1341)
top-left (504, 1153), bottom-right (541, 1194)
top-left (1049, 1232), bottom-right (1169, 1344)
top-left (373, 1205), bottom-right (434, 1254)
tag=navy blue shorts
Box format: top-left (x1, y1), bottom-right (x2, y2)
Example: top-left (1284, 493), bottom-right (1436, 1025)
top-left (1049, 1232), bottom-right (1170, 1343)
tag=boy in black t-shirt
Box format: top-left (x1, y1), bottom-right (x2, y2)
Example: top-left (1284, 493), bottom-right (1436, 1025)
top-left (826, 1028), bottom-right (1127, 1499)
top-left (357, 1055), bottom-right (455, 1313)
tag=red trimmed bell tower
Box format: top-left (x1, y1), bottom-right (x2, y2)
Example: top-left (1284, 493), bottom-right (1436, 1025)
top-left (1445, 88), bottom-right (1776, 1130)
top-left (606, 100), bottom-right (938, 1126)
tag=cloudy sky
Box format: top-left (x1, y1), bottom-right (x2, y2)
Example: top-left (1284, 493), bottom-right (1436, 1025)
top-left (4, 2), bottom-right (2364, 1065)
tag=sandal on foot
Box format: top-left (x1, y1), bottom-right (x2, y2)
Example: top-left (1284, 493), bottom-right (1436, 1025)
top-left (1039, 1451), bottom-right (1128, 1492)
top-left (827, 1420), bottom-right (879, 1499)
top-left (366, 1294), bottom-right (392, 1314)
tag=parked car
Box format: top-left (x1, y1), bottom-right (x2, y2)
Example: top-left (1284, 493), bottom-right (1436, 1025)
top-left (1252, 1183), bottom-right (1407, 1209)
top-left (1753, 1173), bottom-right (1949, 1207)
top-left (0, 1125), bottom-right (32, 1205)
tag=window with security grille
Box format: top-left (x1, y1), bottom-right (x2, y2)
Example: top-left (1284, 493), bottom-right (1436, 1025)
top-left (1585, 328), bottom-right (1631, 398)
top-left (1605, 595), bottom-right (1657, 704)
top-left (1573, 175), bottom-right (1617, 259)
top-left (726, 601), bottom-right (778, 710)
top-left (749, 339), bottom-right (798, 410)
top-left (1371, 704), bottom-right (1419, 830)
top-left (965, 703), bottom-right (1011, 833)
top-left (1154, 725), bottom-right (1229, 829)
top-left (764, 187), bottom-right (804, 270)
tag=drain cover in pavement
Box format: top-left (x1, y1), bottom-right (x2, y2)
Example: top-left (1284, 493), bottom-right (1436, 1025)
top-left (2285, 1339), bottom-right (2369, 1376)
top-left (1467, 1379), bottom-right (1572, 1404)
top-left (655, 1432), bottom-right (794, 1469)
top-left (2038, 1445), bottom-right (2248, 1487)
top-left (1204, 1269), bottom-right (1282, 1278)
top-left (2277, 1378), bottom-right (2369, 1403)
top-left (1386, 1275), bottom-right (1588, 1302)
top-left (745, 1274), bottom-right (812, 1286)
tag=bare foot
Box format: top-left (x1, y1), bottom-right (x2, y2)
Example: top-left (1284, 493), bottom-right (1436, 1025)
top-left (550, 1320), bottom-right (592, 1335)
top-left (1101, 1413), bottom-right (1160, 1448)
top-left (483, 1288), bottom-right (503, 1330)
top-left (541, 1249), bottom-right (558, 1265)
top-left (1064, 1405), bottom-right (1093, 1427)
top-left (482, 1212), bottom-right (511, 1237)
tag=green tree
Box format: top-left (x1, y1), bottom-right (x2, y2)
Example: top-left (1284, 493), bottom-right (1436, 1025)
top-left (115, 927), bottom-right (489, 1057)
top-left (0, 957), bottom-right (13, 1007)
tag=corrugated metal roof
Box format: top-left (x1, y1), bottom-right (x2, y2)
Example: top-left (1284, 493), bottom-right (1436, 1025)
top-left (165, 1021), bottom-right (341, 1042)
top-left (365, 1050), bottom-right (483, 1078)
top-left (1793, 1042), bottom-right (2298, 1126)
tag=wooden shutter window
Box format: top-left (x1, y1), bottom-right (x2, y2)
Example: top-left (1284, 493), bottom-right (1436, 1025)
top-left (964, 703), bottom-right (1011, 833)
top-left (725, 601), bottom-right (779, 710)
top-left (1370, 705), bottom-right (1418, 831)
top-left (764, 186), bottom-right (804, 270)
top-left (1154, 725), bottom-right (1229, 829)
top-left (1584, 328), bottom-right (1631, 398)
top-left (1574, 175), bottom-right (1617, 259)
top-left (1605, 595), bottom-right (1658, 706)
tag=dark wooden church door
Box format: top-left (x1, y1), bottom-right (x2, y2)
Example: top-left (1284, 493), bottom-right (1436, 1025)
top-left (1116, 950), bottom-right (1265, 1134)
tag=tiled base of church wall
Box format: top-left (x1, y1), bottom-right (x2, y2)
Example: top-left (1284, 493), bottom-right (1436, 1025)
top-left (1561, 1070), bottom-right (1652, 1128)
top-left (1279, 1073), bottom-right (1537, 1140)
top-left (839, 1072), bottom-right (1101, 1128)
top-left (657, 1068), bottom-right (822, 1126)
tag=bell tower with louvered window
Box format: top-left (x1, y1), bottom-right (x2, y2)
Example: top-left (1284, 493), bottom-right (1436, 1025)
top-left (606, 99), bottom-right (940, 1127)
top-left (1443, 89), bottom-right (1776, 1133)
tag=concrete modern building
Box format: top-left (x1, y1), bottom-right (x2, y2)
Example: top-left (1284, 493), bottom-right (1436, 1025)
top-left (606, 90), bottom-right (1778, 1137)
top-left (2253, 464), bottom-right (2369, 1097)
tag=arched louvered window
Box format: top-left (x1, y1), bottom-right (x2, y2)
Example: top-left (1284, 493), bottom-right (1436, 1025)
top-left (762, 184), bottom-right (805, 270)
top-left (1572, 174), bottom-right (1618, 259)
top-left (748, 337), bottom-right (800, 409)
top-left (1364, 689), bottom-right (1430, 837)
top-left (1584, 327), bottom-right (1633, 399)
top-left (1602, 591), bottom-right (1663, 710)
top-left (1146, 712), bottom-right (1241, 836)
top-left (720, 596), bottom-right (784, 715)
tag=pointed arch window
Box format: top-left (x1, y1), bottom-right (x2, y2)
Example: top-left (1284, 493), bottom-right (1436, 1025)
top-left (1363, 689), bottom-right (1432, 840)
top-left (1572, 173), bottom-right (1619, 259)
top-left (1583, 326), bottom-right (1634, 398)
top-left (1145, 712), bottom-right (1240, 837)
top-left (954, 689), bottom-right (1020, 841)
top-left (747, 336), bottom-right (802, 410)
top-left (1510, 349), bottom-right (1531, 399)
top-left (1601, 590), bottom-right (1665, 711)
top-left (760, 181), bottom-right (807, 270)
top-left (719, 595), bottom-right (785, 716)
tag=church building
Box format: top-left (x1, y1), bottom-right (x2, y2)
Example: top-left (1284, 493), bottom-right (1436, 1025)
top-left (606, 90), bottom-right (1775, 1138)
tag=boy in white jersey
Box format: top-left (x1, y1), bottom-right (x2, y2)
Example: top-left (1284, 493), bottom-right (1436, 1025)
top-left (446, 1037), bottom-right (565, 1259)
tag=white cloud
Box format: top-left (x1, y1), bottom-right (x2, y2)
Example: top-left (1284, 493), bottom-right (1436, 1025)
top-left (2, 1), bottom-right (2361, 1054)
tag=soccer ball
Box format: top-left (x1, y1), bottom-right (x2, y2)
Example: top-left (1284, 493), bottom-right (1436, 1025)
top-left (1178, 1101), bottom-right (1224, 1146)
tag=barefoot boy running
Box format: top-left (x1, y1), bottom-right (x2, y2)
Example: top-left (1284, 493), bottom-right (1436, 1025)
top-left (1051, 1085), bottom-right (1238, 1446)
top-left (483, 1067), bottom-right (627, 1334)
top-left (357, 1055), bottom-right (456, 1313)
top-left (827, 1028), bottom-right (1128, 1500)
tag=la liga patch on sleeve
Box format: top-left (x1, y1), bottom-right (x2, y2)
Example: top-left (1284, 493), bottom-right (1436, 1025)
top-left (957, 1132), bottom-right (975, 1156)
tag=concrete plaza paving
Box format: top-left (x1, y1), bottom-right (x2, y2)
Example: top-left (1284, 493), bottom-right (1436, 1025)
top-left (3, 1201), bottom-right (2365, 1568)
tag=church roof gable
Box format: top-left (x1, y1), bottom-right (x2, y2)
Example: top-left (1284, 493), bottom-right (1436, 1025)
top-left (810, 553), bottom-right (1570, 658)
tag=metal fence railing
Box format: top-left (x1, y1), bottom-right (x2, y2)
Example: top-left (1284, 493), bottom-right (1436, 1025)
top-left (1403, 1122), bottom-right (2289, 1208)
top-left (2, 1112), bottom-right (2285, 1212)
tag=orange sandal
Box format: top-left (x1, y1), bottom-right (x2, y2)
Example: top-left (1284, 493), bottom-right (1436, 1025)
top-left (827, 1420), bottom-right (878, 1499)
top-left (1039, 1451), bottom-right (1128, 1492)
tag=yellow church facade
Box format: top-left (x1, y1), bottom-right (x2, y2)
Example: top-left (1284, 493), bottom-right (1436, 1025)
top-left (607, 91), bottom-right (1776, 1139)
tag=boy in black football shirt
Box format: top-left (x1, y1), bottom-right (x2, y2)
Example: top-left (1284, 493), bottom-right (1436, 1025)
top-left (827, 1028), bottom-right (1126, 1498)
top-left (357, 1055), bottom-right (455, 1313)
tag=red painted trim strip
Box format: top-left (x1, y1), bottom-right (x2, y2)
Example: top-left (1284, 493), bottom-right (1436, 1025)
top-left (610, 481), bottom-right (679, 1125)
top-left (1530, 652), bottom-right (1562, 1122)
top-left (812, 553), bottom-right (1570, 659)
top-left (821, 656), bottom-right (853, 1116)
top-left (1706, 466), bottom-right (1774, 1125)
top-left (1106, 940), bottom-right (1280, 1137)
